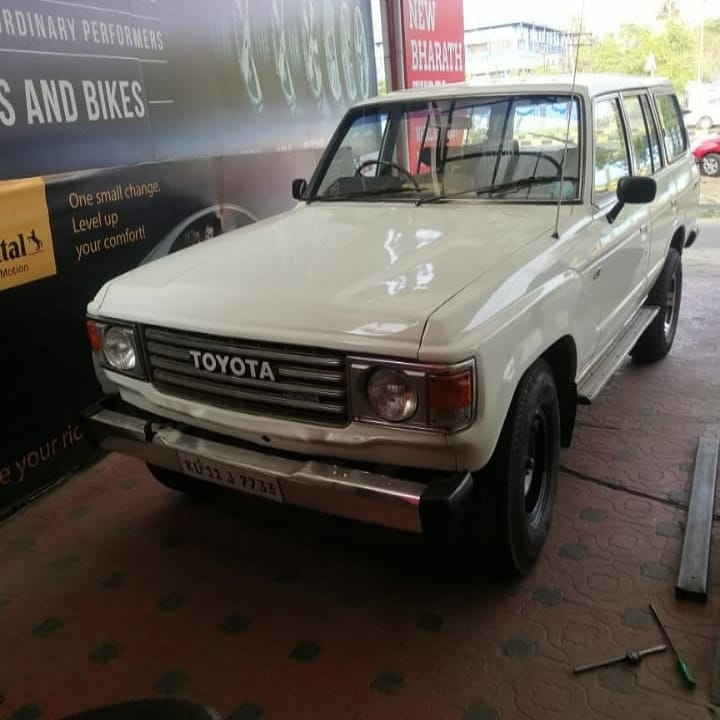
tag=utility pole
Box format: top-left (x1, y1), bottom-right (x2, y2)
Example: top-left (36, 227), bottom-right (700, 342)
top-left (698, 0), bottom-right (706, 81)
top-left (565, 31), bottom-right (593, 73)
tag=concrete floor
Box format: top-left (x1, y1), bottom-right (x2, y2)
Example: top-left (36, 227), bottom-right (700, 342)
top-left (1, 219), bottom-right (719, 720)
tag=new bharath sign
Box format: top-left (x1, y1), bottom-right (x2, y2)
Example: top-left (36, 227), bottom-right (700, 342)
top-left (401, 0), bottom-right (465, 88)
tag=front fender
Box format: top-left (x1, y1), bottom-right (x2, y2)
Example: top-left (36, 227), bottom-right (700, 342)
top-left (419, 261), bottom-right (585, 472)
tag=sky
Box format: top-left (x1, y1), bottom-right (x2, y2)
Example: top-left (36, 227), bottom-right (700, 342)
top-left (372, 0), bottom-right (715, 40)
top-left (463, 0), bottom-right (717, 35)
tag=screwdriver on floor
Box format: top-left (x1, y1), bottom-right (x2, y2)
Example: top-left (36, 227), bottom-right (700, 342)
top-left (648, 603), bottom-right (696, 690)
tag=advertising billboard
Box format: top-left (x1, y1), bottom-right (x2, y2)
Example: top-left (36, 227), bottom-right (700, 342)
top-left (400, 0), bottom-right (465, 89)
top-left (0, 0), bottom-right (376, 515)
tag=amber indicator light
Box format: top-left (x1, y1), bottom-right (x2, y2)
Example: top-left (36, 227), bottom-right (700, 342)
top-left (428, 370), bottom-right (473, 411)
top-left (86, 321), bottom-right (102, 352)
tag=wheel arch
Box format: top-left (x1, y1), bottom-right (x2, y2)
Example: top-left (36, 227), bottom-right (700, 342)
top-left (540, 335), bottom-right (578, 447)
top-left (671, 226), bottom-right (686, 255)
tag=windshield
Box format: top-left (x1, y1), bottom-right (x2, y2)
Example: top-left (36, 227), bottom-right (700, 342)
top-left (309, 94), bottom-right (582, 203)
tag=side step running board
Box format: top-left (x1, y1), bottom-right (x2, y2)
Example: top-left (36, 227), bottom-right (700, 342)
top-left (577, 306), bottom-right (659, 404)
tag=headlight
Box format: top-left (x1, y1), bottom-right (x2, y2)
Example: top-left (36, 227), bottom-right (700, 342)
top-left (102, 326), bottom-right (137, 371)
top-left (350, 358), bottom-right (475, 432)
top-left (366, 368), bottom-right (418, 422)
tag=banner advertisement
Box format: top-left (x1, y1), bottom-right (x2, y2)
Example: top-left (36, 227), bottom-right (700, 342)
top-left (400, 0), bottom-right (465, 89)
top-left (0, 0), bottom-right (376, 178)
top-left (0, 0), bottom-right (376, 515)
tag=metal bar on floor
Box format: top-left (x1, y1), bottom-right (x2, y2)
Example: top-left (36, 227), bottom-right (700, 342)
top-left (676, 437), bottom-right (719, 600)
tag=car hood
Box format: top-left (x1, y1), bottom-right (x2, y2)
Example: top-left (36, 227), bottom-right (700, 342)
top-left (92, 202), bottom-right (557, 356)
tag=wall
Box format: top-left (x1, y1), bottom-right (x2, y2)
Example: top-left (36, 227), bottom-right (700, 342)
top-left (0, 0), bottom-right (376, 515)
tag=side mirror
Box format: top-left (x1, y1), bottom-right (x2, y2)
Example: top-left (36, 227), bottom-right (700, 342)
top-left (607, 176), bottom-right (657, 224)
top-left (292, 178), bottom-right (307, 200)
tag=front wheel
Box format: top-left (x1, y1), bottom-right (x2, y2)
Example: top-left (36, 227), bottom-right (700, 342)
top-left (702, 153), bottom-right (720, 177)
top-left (474, 359), bottom-right (560, 578)
top-left (631, 248), bottom-right (682, 363)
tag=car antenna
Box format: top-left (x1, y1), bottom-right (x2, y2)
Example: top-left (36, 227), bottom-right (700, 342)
top-left (552, 1), bottom-right (586, 239)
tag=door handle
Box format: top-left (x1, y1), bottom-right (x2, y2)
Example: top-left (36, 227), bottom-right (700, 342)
top-left (640, 224), bottom-right (649, 234)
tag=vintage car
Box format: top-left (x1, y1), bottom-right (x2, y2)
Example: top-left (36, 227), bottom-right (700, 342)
top-left (85, 75), bottom-right (700, 577)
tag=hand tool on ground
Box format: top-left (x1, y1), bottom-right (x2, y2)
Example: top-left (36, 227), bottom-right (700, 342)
top-left (573, 644), bottom-right (666, 674)
top-left (648, 602), bottom-right (696, 689)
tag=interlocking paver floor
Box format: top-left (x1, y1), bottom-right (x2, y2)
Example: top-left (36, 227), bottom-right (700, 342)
top-left (1, 220), bottom-right (719, 720)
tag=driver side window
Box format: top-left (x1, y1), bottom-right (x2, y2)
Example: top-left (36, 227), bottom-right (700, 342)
top-left (318, 113), bottom-right (387, 194)
top-left (593, 98), bottom-right (630, 205)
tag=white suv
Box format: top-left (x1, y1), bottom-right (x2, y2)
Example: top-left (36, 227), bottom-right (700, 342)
top-left (85, 75), bottom-right (700, 577)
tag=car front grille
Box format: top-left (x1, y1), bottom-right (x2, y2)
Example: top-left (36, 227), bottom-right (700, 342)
top-left (142, 326), bottom-right (349, 426)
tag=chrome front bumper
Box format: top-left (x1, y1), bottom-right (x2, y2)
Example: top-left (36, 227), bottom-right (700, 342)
top-left (83, 401), bottom-right (474, 536)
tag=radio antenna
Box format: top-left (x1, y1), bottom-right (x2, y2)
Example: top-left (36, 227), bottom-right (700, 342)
top-left (552, 1), bottom-right (586, 239)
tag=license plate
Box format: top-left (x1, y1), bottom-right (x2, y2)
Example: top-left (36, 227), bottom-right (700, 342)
top-left (177, 452), bottom-right (283, 502)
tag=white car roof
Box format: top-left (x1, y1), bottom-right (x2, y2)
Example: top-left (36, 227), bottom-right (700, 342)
top-left (354, 74), bottom-right (675, 108)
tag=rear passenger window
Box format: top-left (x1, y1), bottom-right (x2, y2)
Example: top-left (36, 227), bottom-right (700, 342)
top-left (623, 95), bottom-right (654, 176)
top-left (655, 93), bottom-right (687, 162)
top-left (640, 95), bottom-right (663, 171)
top-left (593, 98), bottom-right (630, 203)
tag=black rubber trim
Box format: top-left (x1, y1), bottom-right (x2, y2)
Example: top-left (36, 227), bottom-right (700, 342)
top-left (419, 471), bottom-right (474, 538)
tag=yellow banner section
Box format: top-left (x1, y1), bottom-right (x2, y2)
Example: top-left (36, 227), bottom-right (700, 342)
top-left (0, 177), bottom-right (56, 292)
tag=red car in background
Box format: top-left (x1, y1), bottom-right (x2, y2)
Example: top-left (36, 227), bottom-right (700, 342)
top-left (692, 134), bottom-right (720, 176)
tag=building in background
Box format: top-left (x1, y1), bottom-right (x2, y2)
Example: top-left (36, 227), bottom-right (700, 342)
top-left (465, 22), bottom-right (571, 80)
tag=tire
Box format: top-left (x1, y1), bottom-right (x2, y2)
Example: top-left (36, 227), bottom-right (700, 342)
top-left (322, 0), bottom-right (342, 102)
top-left (702, 153), bottom-right (720, 177)
top-left (697, 116), bottom-right (713, 131)
top-left (339, 2), bottom-right (357, 101)
top-left (630, 248), bottom-right (682, 363)
top-left (146, 463), bottom-right (211, 496)
top-left (302, 0), bottom-right (324, 103)
top-left (474, 359), bottom-right (560, 578)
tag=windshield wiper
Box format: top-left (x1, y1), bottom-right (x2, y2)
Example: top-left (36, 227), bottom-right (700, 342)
top-left (417, 175), bottom-right (577, 205)
top-left (475, 175), bottom-right (568, 197)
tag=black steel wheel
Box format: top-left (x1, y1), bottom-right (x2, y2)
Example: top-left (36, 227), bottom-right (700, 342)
top-left (631, 248), bottom-right (682, 363)
top-left (474, 359), bottom-right (560, 577)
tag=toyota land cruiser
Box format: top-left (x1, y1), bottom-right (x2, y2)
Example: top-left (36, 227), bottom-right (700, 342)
top-left (84, 75), bottom-right (700, 576)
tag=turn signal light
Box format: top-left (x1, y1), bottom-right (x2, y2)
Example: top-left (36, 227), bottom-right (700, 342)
top-left (428, 369), bottom-right (473, 429)
top-left (86, 320), bottom-right (102, 352)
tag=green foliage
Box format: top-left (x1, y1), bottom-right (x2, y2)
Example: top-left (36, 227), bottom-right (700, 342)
top-left (700, 19), bottom-right (720, 82)
top-left (574, 15), bottom-right (703, 93)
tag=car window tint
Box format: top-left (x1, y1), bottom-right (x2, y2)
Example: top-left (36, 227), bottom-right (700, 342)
top-left (655, 93), bottom-right (687, 162)
top-left (640, 94), bottom-right (664, 171)
top-left (593, 97), bottom-right (630, 203)
top-left (318, 112), bottom-right (388, 194)
top-left (623, 94), bottom-right (654, 176)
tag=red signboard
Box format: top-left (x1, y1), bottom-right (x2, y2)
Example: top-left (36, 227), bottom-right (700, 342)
top-left (401, 0), bottom-right (465, 89)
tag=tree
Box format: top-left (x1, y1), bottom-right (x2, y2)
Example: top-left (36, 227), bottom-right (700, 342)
top-left (658, 0), bottom-right (679, 22)
top-left (574, 17), bottom-right (696, 93)
top-left (700, 18), bottom-right (720, 82)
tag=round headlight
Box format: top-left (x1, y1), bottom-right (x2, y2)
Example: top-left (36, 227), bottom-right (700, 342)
top-left (367, 368), bottom-right (418, 422)
top-left (102, 326), bottom-right (137, 371)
